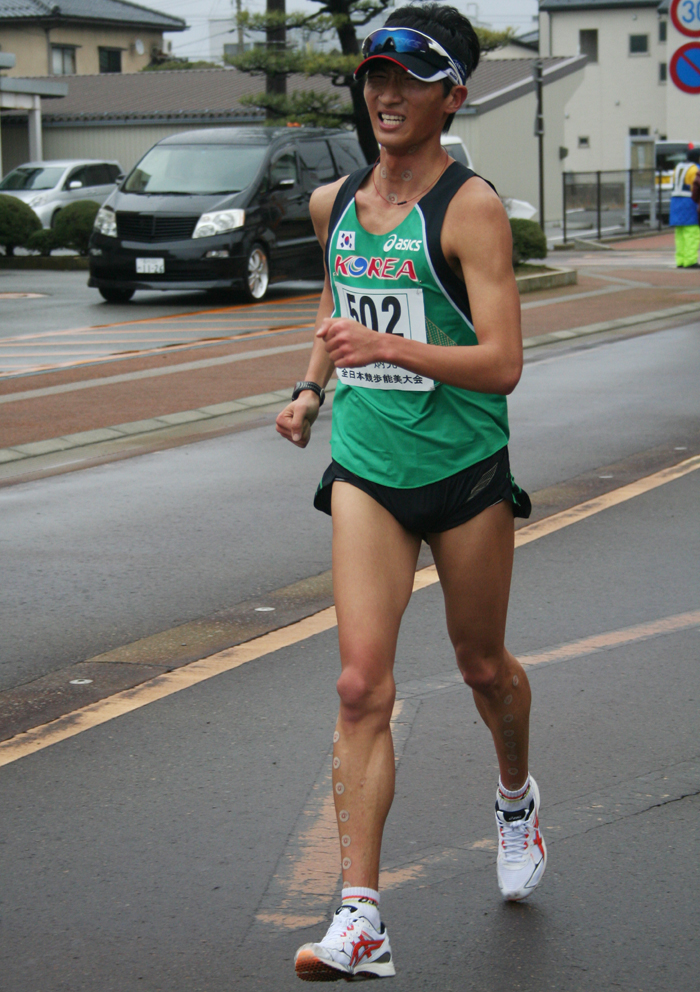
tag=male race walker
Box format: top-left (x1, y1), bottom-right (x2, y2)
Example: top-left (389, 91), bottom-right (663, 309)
top-left (276, 3), bottom-right (547, 980)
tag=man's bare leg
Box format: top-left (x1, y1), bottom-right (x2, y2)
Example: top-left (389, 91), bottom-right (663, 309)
top-left (429, 499), bottom-right (546, 900)
top-left (429, 500), bottom-right (530, 787)
top-left (330, 482), bottom-right (421, 889)
top-left (294, 484), bottom-right (419, 978)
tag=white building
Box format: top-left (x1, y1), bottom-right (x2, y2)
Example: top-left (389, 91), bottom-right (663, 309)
top-left (539, 0), bottom-right (699, 171)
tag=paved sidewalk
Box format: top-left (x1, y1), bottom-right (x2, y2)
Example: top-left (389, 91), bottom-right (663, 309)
top-left (1, 237), bottom-right (698, 454)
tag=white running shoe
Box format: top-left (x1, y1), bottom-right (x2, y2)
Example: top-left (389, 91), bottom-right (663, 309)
top-left (495, 775), bottom-right (547, 901)
top-left (295, 903), bottom-right (395, 981)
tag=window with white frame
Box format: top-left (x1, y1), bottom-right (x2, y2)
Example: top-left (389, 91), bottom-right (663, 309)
top-left (51, 46), bottom-right (76, 74)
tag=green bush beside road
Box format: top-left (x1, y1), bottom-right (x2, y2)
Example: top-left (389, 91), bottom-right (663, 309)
top-left (510, 218), bottom-right (547, 266)
top-left (0, 193), bottom-right (42, 256)
top-left (53, 200), bottom-right (100, 255)
top-left (26, 228), bottom-right (61, 257)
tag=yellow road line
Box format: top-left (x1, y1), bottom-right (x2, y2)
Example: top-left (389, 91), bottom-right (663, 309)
top-left (514, 454), bottom-right (700, 547)
top-left (520, 609), bottom-right (700, 667)
top-left (0, 454), bottom-right (698, 768)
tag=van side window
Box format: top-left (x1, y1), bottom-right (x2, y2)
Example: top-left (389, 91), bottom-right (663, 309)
top-left (331, 140), bottom-right (366, 175)
top-left (86, 164), bottom-right (112, 186)
top-left (298, 140), bottom-right (337, 184)
top-left (270, 150), bottom-right (298, 188)
top-left (107, 164), bottom-right (122, 183)
top-left (65, 166), bottom-right (88, 189)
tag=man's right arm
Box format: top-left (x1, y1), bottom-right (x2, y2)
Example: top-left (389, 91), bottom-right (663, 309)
top-left (275, 181), bottom-right (342, 448)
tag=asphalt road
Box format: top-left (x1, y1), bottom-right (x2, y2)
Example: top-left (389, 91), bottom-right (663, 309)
top-left (0, 320), bottom-right (698, 991)
top-left (0, 269), bottom-right (323, 340)
top-left (1, 322), bottom-right (698, 690)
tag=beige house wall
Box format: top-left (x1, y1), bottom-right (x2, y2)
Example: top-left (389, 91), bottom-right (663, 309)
top-left (0, 25), bottom-right (163, 76)
top-left (450, 67), bottom-right (583, 223)
top-left (539, 7), bottom-right (669, 171)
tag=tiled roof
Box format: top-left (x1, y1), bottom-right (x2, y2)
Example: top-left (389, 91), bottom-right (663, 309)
top-left (5, 57), bottom-right (585, 125)
top-left (30, 69), bottom-right (337, 123)
top-left (465, 56), bottom-right (581, 105)
top-left (513, 29), bottom-right (539, 49)
top-left (0, 0), bottom-right (185, 30)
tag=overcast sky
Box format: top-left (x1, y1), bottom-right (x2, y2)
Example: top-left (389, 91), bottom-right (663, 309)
top-left (164, 0), bottom-right (540, 62)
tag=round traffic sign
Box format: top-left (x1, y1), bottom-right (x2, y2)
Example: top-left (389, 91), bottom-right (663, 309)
top-left (671, 0), bottom-right (700, 38)
top-left (670, 41), bottom-right (700, 92)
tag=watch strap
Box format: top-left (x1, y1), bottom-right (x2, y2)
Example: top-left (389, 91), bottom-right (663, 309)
top-left (292, 380), bottom-right (325, 406)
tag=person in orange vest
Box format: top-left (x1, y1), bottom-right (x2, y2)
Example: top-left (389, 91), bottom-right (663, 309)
top-left (669, 147), bottom-right (700, 269)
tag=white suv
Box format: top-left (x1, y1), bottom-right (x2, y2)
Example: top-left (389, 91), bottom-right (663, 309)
top-left (0, 159), bottom-right (123, 228)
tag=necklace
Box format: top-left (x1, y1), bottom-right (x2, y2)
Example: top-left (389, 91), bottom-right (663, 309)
top-left (372, 151), bottom-right (449, 206)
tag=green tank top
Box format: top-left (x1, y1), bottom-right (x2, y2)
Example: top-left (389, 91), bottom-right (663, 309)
top-left (327, 163), bottom-right (510, 488)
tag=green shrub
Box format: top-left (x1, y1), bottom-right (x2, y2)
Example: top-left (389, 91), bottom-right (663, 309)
top-left (0, 193), bottom-right (41, 255)
top-left (510, 218), bottom-right (547, 266)
top-left (53, 200), bottom-right (100, 255)
top-left (26, 227), bottom-right (61, 257)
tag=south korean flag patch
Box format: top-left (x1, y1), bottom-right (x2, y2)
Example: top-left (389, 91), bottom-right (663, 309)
top-left (337, 230), bottom-right (355, 250)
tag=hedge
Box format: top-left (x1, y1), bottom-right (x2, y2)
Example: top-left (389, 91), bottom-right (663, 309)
top-left (0, 194), bottom-right (41, 255)
top-left (52, 200), bottom-right (101, 255)
top-left (26, 228), bottom-right (61, 257)
top-left (510, 218), bottom-right (547, 266)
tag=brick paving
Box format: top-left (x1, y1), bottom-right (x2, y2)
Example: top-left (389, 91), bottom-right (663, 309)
top-left (2, 239), bottom-right (698, 451)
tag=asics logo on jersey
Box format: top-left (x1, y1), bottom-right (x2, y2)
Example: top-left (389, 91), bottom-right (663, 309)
top-left (383, 234), bottom-right (422, 252)
top-left (334, 254), bottom-right (418, 281)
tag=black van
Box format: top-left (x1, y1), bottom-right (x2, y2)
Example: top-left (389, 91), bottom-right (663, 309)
top-left (88, 127), bottom-right (366, 303)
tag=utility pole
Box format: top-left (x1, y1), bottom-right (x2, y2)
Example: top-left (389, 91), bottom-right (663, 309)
top-left (266, 0), bottom-right (286, 114)
top-left (235, 0), bottom-right (244, 53)
top-left (533, 59), bottom-right (545, 232)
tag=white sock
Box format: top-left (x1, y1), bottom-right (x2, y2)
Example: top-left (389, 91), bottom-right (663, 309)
top-left (342, 886), bottom-right (381, 929)
top-left (496, 775), bottom-right (532, 814)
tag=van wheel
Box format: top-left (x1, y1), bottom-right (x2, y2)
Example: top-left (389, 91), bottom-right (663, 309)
top-left (244, 244), bottom-right (269, 301)
top-left (50, 210), bottom-right (61, 228)
top-left (99, 287), bottom-right (134, 303)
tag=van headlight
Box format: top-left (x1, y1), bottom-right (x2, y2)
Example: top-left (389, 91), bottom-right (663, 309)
top-left (94, 205), bottom-right (117, 238)
top-left (193, 209), bottom-right (245, 239)
top-left (28, 193), bottom-right (50, 208)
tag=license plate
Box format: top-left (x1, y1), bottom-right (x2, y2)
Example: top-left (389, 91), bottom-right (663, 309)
top-left (136, 257), bottom-right (164, 274)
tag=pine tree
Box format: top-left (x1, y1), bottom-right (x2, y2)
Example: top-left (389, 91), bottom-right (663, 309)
top-left (227, 2), bottom-right (515, 163)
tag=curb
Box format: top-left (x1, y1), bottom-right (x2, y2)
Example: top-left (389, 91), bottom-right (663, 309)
top-left (1, 301), bottom-right (699, 470)
top-left (516, 266), bottom-right (577, 293)
top-left (0, 382), bottom-right (339, 465)
top-left (572, 238), bottom-right (613, 251)
top-left (0, 255), bottom-right (89, 270)
top-left (521, 301), bottom-right (700, 351)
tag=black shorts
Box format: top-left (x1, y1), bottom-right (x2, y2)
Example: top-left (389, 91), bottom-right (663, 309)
top-left (313, 446), bottom-right (531, 536)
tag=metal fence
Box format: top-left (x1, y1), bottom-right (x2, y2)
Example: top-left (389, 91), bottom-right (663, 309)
top-left (562, 169), bottom-right (669, 243)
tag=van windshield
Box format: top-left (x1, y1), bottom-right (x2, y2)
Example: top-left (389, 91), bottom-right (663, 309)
top-left (0, 166), bottom-right (65, 191)
top-left (124, 144), bottom-right (267, 195)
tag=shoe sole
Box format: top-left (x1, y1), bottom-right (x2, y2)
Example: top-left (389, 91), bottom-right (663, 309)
top-left (295, 948), bottom-right (395, 982)
top-left (295, 949), bottom-right (348, 981)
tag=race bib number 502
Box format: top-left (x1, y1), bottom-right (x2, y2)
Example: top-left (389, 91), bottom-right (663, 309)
top-left (334, 282), bottom-right (434, 392)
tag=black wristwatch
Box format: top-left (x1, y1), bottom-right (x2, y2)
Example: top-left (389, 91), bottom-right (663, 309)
top-left (292, 380), bottom-right (325, 406)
